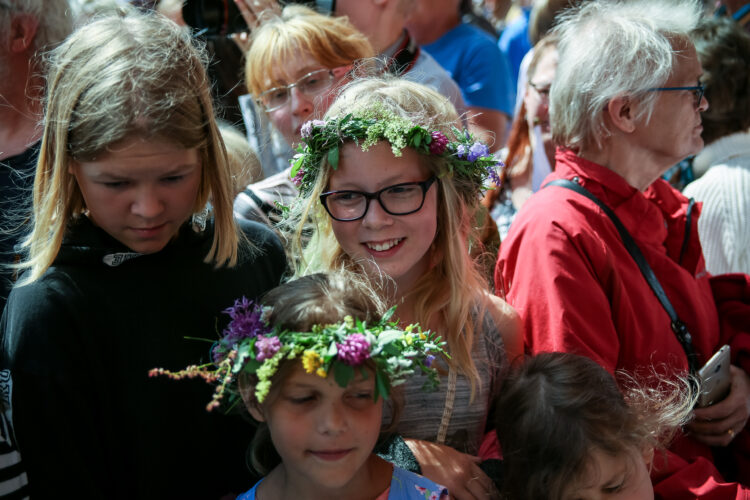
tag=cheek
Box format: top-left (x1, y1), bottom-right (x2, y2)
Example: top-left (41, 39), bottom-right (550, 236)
top-left (418, 191), bottom-right (439, 239)
top-left (268, 109), bottom-right (292, 136)
top-left (330, 220), bottom-right (361, 254)
top-left (356, 401), bottom-right (384, 445)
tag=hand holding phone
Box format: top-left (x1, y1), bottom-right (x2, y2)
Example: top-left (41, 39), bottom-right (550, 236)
top-left (697, 345), bottom-right (731, 408)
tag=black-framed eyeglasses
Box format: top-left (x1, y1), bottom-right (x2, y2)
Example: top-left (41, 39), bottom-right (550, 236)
top-left (528, 81), bottom-right (551, 98)
top-left (320, 177), bottom-right (437, 222)
top-left (648, 84), bottom-right (705, 107)
top-left (257, 66), bottom-right (350, 112)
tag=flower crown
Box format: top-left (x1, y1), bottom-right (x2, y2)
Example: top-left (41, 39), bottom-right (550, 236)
top-left (289, 105), bottom-right (503, 197)
top-left (150, 297), bottom-right (448, 410)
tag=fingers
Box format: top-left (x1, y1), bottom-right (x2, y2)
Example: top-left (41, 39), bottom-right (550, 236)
top-left (454, 466), bottom-right (493, 500)
top-left (691, 366), bottom-right (750, 446)
top-left (233, 0), bottom-right (281, 30)
top-left (229, 31), bottom-right (251, 52)
top-left (233, 0), bottom-right (258, 29)
top-left (690, 425), bottom-right (741, 448)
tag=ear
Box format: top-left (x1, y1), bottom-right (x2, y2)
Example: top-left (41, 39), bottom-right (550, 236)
top-left (642, 446), bottom-right (655, 468)
top-left (9, 14), bottom-right (39, 54)
top-left (246, 403), bottom-right (266, 423)
top-left (606, 95), bottom-right (638, 134)
top-left (240, 382), bottom-right (267, 422)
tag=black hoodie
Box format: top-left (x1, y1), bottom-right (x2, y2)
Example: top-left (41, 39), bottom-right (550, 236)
top-left (0, 216), bottom-right (285, 499)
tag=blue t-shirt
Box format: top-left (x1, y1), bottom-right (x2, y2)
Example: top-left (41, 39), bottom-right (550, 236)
top-left (497, 7), bottom-right (532, 92)
top-left (424, 22), bottom-right (514, 116)
top-left (237, 465), bottom-right (447, 499)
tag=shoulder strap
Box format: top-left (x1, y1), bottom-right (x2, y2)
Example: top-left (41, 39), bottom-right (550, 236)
top-left (546, 178), bottom-right (700, 373)
top-left (679, 198), bottom-right (696, 265)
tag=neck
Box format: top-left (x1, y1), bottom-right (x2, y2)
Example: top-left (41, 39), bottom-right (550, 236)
top-left (579, 138), bottom-right (665, 192)
top-left (374, 22), bottom-right (406, 55)
top-left (261, 455), bottom-right (389, 500)
top-left (414, 13), bottom-right (460, 45)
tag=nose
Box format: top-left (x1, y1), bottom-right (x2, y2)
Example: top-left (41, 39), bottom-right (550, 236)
top-left (361, 197), bottom-right (394, 230)
top-left (131, 185), bottom-right (164, 219)
top-left (317, 399), bottom-right (348, 436)
top-left (698, 93), bottom-right (709, 112)
top-left (290, 86), bottom-right (313, 118)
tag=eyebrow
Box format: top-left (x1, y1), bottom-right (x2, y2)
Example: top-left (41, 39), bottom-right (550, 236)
top-left (90, 162), bottom-right (199, 180)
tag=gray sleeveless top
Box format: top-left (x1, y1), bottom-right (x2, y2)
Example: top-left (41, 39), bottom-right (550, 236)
top-left (383, 312), bottom-right (507, 455)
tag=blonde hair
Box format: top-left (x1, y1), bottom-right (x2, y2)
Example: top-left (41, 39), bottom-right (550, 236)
top-left (20, 12), bottom-right (241, 284)
top-left (286, 76), bottom-right (490, 395)
top-left (244, 5), bottom-right (374, 97)
top-left (218, 122), bottom-right (262, 196)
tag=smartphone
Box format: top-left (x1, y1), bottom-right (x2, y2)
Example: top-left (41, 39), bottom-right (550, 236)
top-left (697, 345), bottom-right (731, 407)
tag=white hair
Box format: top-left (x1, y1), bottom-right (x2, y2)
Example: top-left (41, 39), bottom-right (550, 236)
top-left (550, 0), bottom-right (704, 152)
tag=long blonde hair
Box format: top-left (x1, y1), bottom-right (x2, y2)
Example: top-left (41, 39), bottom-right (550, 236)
top-left (20, 12), bottom-right (241, 284)
top-left (287, 77), bottom-right (489, 394)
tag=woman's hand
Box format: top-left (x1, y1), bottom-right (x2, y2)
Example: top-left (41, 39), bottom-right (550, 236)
top-left (230, 0), bottom-right (281, 51)
top-left (689, 365), bottom-right (750, 447)
top-left (233, 0), bottom-right (281, 29)
top-left (404, 438), bottom-right (497, 500)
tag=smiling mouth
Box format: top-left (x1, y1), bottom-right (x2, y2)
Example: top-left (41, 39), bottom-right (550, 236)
top-left (365, 238), bottom-right (403, 252)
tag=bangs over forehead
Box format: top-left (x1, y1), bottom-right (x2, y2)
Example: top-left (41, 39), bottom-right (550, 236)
top-left (245, 5), bottom-right (373, 96)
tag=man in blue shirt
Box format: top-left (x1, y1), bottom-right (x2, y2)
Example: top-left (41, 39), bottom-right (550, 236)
top-left (407, 0), bottom-right (514, 150)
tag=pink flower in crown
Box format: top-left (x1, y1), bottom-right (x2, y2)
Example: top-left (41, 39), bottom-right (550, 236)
top-left (336, 333), bottom-right (371, 365)
top-left (429, 131), bottom-right (449, 155)
top-left (301, 119), bottom-right (327, 138)
top-left (255, 335), bottom-right (281, 361)
top-left (291, 166), bottom-right (306, 187)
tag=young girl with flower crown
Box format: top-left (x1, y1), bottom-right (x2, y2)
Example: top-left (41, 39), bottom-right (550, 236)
top-left (495, 352), bottom-right (699, 500)
top-left (285, 76), bottom-right (522, 498)
top-left (153, 271), bottom-right (450, 500)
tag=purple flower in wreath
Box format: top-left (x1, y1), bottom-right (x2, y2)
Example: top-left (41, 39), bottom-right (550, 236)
top-left (255, 335), bottom-right (282, 361)
top-left (300, 121), bottom-right (313, 139)
top-left (487, 163), bottom-right (502, 186)
top-left (429, 131), bottom-right (449, 155)
top-left (336, 333), bottom-right (371, 365)
top-left (424, 354), bottom-right (436, 367)
top-left (467, 142), bottom-right (490, 162)
top-left (455, 144), bottom-right (467, 159)
top-left (222, 297), bottom-right (271, 345)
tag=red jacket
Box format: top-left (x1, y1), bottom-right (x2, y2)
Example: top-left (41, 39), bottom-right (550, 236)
top-left (496, 149), bottom-right (750, 498)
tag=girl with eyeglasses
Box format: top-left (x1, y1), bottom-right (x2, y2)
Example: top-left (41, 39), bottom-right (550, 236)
top-left (285, 76), bottom-right (522, 500)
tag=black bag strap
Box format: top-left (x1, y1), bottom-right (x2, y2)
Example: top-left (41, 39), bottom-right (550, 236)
top-left (546, 178), bottom-right (700, 374)
top-left (679, 198), bottom-right (696, 266)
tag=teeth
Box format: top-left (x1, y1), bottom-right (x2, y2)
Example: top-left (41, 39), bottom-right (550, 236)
top-left (366, 238), bottom-right (402, 252)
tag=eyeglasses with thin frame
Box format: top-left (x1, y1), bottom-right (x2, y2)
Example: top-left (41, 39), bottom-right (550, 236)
top-left (257, 66), bottom-right (351, 112)
top-left (320, 177), bottom-right (437, 222)
top-left (528, 81), bottom-right (551, 98)
top-left (647, 84), bottom-right (705, 107)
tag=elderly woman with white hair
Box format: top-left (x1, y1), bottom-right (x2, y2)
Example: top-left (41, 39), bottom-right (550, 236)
top-left (495, 0), bottom-right (750, 496)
